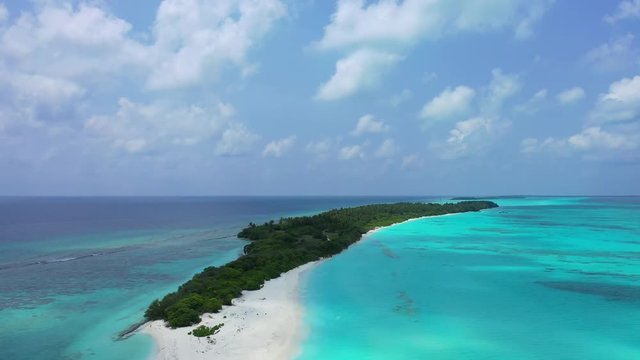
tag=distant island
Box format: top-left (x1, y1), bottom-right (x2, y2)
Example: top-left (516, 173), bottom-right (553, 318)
top-left (451, 196), bottom-right (528, 200)
top-left (144, 201), bottom-right (498, 328)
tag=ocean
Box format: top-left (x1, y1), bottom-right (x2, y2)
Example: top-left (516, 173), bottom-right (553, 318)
top-left (0, 196), bottom-right (427, 360)
top-left (2, 196), bottom-right (638, 360)
top-left (297, 197), bottom-right (640, 359)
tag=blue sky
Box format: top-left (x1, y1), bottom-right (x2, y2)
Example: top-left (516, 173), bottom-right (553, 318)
top-left (0, 0), bottom-right (639, 196)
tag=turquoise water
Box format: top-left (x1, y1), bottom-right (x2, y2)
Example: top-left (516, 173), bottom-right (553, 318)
top-left (0, 196), bottom-right (429, 360)
top-left (298, 197), bottom-right (640, 359)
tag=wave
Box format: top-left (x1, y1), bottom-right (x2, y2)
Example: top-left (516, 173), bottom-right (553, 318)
top-left (0, 251), bottom-right (111, 271)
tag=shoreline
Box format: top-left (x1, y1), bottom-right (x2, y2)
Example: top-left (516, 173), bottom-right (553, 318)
top-left (363, 212), bottom-right (457, 237)
top-left (143, 261), bottom-right (319, 360)
top-left (143, 212), bottom-right (460, 360)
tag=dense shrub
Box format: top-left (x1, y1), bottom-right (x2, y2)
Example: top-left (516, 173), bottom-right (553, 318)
top-left (191, 323), bottom-right (224, 337)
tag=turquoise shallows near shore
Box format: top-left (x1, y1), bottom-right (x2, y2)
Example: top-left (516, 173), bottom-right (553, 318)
top-left (297, 197), bottom-right (640, 360)
top-left (1, 196), bottom-right (639, 359)
top-left (0, 196), bottom-right (430, 360)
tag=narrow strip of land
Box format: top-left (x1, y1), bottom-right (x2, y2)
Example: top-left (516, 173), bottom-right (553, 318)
top-left (144, 201), bottom-right (498, 328)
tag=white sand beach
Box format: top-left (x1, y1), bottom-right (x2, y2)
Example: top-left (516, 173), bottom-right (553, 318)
top-left (143, 213), bottom-right (458, 360)
top-left (143, 261), bottom-right (319, 360)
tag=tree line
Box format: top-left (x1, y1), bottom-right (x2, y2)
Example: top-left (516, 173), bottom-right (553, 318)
top-left (145, 201), bottom-right (498, 327)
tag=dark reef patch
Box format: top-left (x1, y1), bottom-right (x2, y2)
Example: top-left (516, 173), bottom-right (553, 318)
top-left (536, 280), bottom-right (640, 302)
top-left (394, 291), bottom-right (418, 315)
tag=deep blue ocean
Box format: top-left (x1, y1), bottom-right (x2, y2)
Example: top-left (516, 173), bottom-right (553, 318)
top-left (1, 196), bottom-right (639, 360)
top-left (0, 196), bottom-right (428, 360)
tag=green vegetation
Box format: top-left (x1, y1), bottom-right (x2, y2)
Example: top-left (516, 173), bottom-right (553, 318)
top-left (190, 323), bottom-right (224, 337)
top-left (145, 201), bottom-right (498, 327)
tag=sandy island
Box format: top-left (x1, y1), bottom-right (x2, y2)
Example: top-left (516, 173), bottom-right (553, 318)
top-left (143, 213), bottom-right (456, 360)
top-left (143, 261), bottom-right (319, 360)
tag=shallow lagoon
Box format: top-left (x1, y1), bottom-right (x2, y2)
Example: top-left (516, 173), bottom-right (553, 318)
top-left (298, 197), bottom-right (640, 359)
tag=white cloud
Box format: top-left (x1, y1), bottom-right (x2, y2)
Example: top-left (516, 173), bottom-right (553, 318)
top-left (0, 4), bottom-right (8, 23)
top-left (0, 1), bottom-right (286, 90)
top-left (520, 137), bottom-right (567, 154)
top-left (352, 114), bottom-right (390, 135)
top-left (0, 4), bottom-right (145, 79)
top-left (312, 0), bottom-right (551, 100)
top-left (531, 89), bottom-right (548, 101)
top-left (521, 138), bottom-right (541, 153)
top-left (401, 153), bottom-right (422, 170)
top-left (423, 72), bottom-right (438, 83)
top-left (262, 136), bottom-right (296, 157)
top-left (482, 68), bottom-right (521, 114)
top-left (1, 70), bottom-right (85, 106)
top-left (375, 139), bottom-right (396, 158)
top-left (557, 87), bottom-right (585, 105)
top-left (215, 124), bottom-right (259, 156)
top-left (522, 127), bottom-right (637, 154)
top-left (513, 0), bottom-right (553, 40)
top-left (314, 0), bottom-right (552, 50)
top-left (315, 49), bottom-right (401, 101)
top-left (591, 75), bottom-right (640, 123)
top-left (306, 138), bottom-right (333, 161)
top-left (306, 139), bottom-right (331, 154)
top-left (338, 144), bottom-right (364, 160)
top-left (525, 74), bottom-right (640, 159)
top-left (85, 98), bottom-right (235, 153)
top-left (435, 117), bottom-right (511, 159)
top-left (147, 0), bottom-right (286, 89)
top-left (515, 89), bottom-right (547, 114)
top-left (390, 89), bottom-right (412, 107)
top-left (605, 0), bottom-right (640, 23)
top-left (568, 127), bottom-right (635, 150)
top-left (583, 34), bottom-right (638, 72)
top-left (423, 69), bottom-right (517, 158)
top-left (420, 85), bottom-right (475, 122)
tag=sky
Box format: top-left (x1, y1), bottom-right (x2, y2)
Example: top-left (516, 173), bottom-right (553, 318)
top-left (0, 0), bottom-right (639, 196)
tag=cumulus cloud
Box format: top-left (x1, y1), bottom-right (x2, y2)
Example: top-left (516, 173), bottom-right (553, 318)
top-left (583, 34), bottom-right (638, 72)
top-left (375, 139), bottom-right (397, 158)
top-left (262, 136), bottom-right (296, 157)
top-left (0, 0), bottom-right (286, 167)
top-left (312, 0), bottom-right (551, 100)
top-left (352, 114), bottom-right (390, 135)
top-left (525, 74), bottom-right (640, 160)
top-left (513, 0), bottom-right (554, 40)
top-left (420, 85), bottom-right (475, 122)
top-left (0, 70), bottom-right (85, 107)
top-left (305, 138), bottom-right (333, 161)
top-left (423, 69), bottom-right (518, 158)
top-left (557, 87), bottom-right (585, 105)
top-left (0, 0), bottom-right (286, 90)
top-left (390, 89), bottom-right (412, 107)
top-left (338, 144), bottom-right (364, 160)
top-left (568, 127), bottom-right (635, 150)
top-left (314, 0), bottom-right (552, 50)
top-left (215, 124), bottom-right (259, 156)
top-left (147, 0), bottom-right (286, 89)
top-left (0, 4), bottom-right (8, 23)
top-left (482, 68), bottom-right (521, 114)
top-left (590, 75), bottom-right (640, 124)
top-left (434, 117), bottom-right (511, 159)
top-left (401, 153), bottom-right (422, 170)
top-left (522, 127), bottom-right (637, 154)
top-left (85, 98), bottom-right (240, 154)
top-left (0, 4), bottom-right (145, 79)
top-left (605, 0), bottom-right (640, 23)
top-left (515, 89), bottom-right (547, 114)
top-left (315, 49), bottom-right (401, 101)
